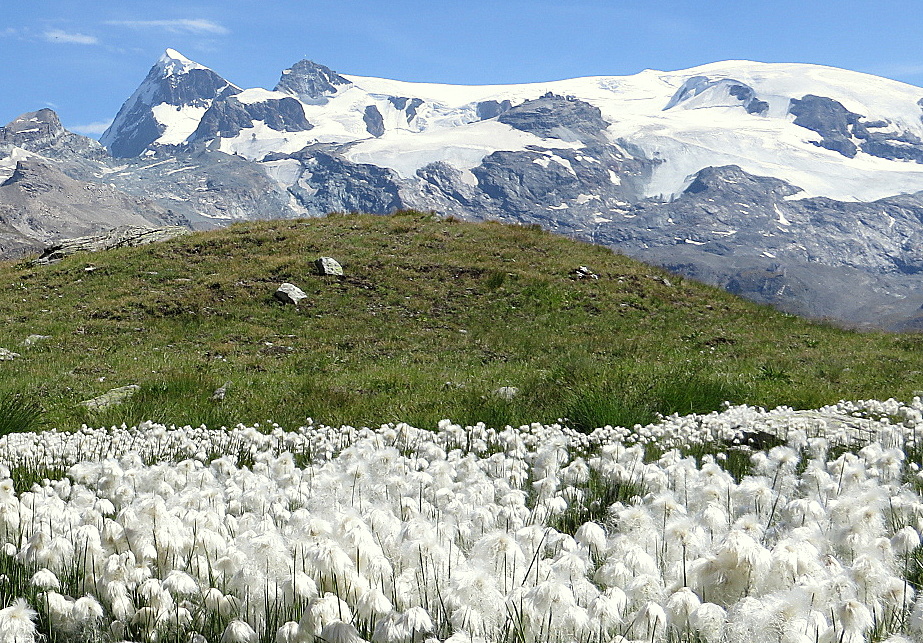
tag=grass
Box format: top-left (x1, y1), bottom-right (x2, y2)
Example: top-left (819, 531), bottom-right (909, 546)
top-left (0, 209), bottom-right (920, 432)
top-left (0, 390), bottom-right (44, 438)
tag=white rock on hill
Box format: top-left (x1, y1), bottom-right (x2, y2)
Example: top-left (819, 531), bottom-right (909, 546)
top-left (274, 282), bottom-right (308, 305)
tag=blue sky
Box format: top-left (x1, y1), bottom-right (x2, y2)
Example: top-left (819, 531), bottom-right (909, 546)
top-left (5, 0), bottom-right (923, 136)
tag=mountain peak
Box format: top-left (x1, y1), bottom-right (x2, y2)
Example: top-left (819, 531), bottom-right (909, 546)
top-left (157, 48), bottom-right (209, 77)
top-left (0, 108), bottom-right (65, 143)
top-left (101, 49), bottom-right (240, 157)
top-left (275, 59), bottom-right (350, 102)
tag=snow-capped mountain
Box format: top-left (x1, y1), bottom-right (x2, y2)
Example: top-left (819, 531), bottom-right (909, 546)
top-left (22, 50), bottom-right (923, 328)
top-left (0, 106), bottom-right (296, 245)
top-left (103, 51), bottom-right (923, 204)
top-left (101, 49), bottom-right (241, 158)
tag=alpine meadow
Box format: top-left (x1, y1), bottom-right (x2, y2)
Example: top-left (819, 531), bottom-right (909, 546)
top-left (7, 16), bottom-right (923, 642)
top-left (0, 214), bottom-right (922, 641)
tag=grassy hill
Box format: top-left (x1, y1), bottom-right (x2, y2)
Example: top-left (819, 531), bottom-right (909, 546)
top-left (0, 210), bottom-right (920, 433)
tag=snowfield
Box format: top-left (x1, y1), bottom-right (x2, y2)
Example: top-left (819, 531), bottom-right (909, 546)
top-left (103, 49), bottom-right (923, 205)
top-left (2, 400), bottom-right (923, 642)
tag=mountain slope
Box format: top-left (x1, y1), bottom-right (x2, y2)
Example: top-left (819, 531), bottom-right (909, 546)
top-left (13, 51), bottom-right (923, 328)
top-left (0, 108), bottom-right (301, 237)
top-left (101, 49), bottom-right (241, 157)
top-left (0, 159), bottom-right (181, 248)
top-left (1, 212), bottom-right (922, 432)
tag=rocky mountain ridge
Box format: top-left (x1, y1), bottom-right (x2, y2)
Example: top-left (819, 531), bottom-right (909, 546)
top-left (6, 50), bottom-right (923, 328)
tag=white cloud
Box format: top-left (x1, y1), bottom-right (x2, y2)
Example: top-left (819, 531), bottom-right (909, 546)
top-left (105, 19), bottom-right (229, 35)
top-left (43, 29), bottom-right (99, 45)
top-left (67, 120), bottom-right (113, 136)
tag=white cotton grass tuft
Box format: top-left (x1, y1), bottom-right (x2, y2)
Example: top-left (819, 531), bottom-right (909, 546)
top-left (691, 602), bottom-right (726, 643)
top-left (0, 598), bottom-right (38, 643)
top-left (221, 619), bottom-right (258, 643)
top-left (355, 587), bottom-right (393, 622)
top-left (274, 621), bottom-right (300, 643)
top-left (836, 599), bottom-right (873, 636)
top-left (398, 606), bottom-right (434, 639)
top-left (29, 568), bottom-right (59, 591)
top-left (162, 569), bottom-right (199, 596)
top-left (301, 593), bottom-right (354, 636)
top-left (373, 612), bottom-right (411, 643)
top-left (42, 591), bottom-right (74, 632)
top-left (892, 525), bottom-right (921, 555)
top-left (281, 571), bottom-right (319, 604)
top-left (72, 595), bottom-right (104, 625)
top-left (321, 620), bottom-right (365, 643)
top-left (574, 521), bottom-right (607, 555)
top-left (665, 587), bottom-right (701, 633)
top-left (588, 591), bottom-right (624, 631)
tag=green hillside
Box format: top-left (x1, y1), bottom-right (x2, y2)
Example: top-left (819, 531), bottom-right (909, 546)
top-left (0, 210), bottom-right (920, 432)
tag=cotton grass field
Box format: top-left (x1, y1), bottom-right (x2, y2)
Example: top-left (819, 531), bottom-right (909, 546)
top-left (2, 399), bottom-right (923, 642)
top-left (6, 214), bottom-right (923, 642)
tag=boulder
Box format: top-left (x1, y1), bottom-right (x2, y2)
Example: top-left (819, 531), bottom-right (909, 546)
top-left (314, 256), bottom-right (343, 276)
top-left (34, 226), bottom-right (190, 264)
top-left (275, 282), bottom-right (308, 305)
top-left (81, 384), bottom-right (140, 412)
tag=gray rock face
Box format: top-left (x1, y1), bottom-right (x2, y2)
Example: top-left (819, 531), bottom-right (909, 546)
top-left (468, 142), bottom-right (654, 220)
top-left (0, 109), bottom-right (108, 167)
top-left (274, 282), bottom-right (308, 304)
top-left (728, 84), bottom-right (769, 115)
top-left (477, 100), bottom-right (513, 120)
top-left (789, 95), bottom-right (861, 157)
top-left (104, 150), bottom-right (299, 228)
top-left (0, 110), bottom-right (300, 253)
top-left (788, 94), bottom-right (923, 163)
top-left (415, 162), bottom-right (480, 208)
top-left (0, 108), bottom-right (64, 142)
top-left (101, 53), bottom-right (240, 157)
top-left (588, 164), bottom-right (923, 329)
top-left (665, 76), bottom-right (769, 115)
top-left (855, 123), bottom-right (923, 163)
top-left (498, 94), bottom-right (610, 143)
top-left (388, 97), bottom-right (425, 123)
top-left (363, 105), bottom-right (385, 138)
top-left (34, 226), bottom-right (190, 264)
top-left (275, 60), bottom-right (351, 102)
top-left (282, 149), bottom-right (404, 215)
top-left (190, 96), bottom-right (312, 142)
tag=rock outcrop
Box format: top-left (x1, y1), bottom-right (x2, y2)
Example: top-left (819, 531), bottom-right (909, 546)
top-left (34, 226), bottom-right (190, 264)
